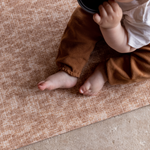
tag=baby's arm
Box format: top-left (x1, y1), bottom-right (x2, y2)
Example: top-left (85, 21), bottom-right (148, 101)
top-left (93, 0), bottom-right (136, 53)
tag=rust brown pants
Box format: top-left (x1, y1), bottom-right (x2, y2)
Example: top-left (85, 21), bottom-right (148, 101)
top-left (56, 6), bottom-right (150, 85)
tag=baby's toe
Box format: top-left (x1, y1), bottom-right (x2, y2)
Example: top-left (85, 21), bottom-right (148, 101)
top-left (38, 81), bottom-right (48, 91)
top-left (80, 86), bottom-right (98, 96)
top-left (38, 81), bottom-right (45, 85)
top-left (79, 83), bottom-right (90, 94)
top-left (79, 87), bottom-right (86, 94)
top-left (83, 89), bottom-right (92, 95)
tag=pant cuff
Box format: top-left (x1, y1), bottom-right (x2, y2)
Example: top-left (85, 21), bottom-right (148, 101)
top-left (58, 64), bottom-right (80, 78)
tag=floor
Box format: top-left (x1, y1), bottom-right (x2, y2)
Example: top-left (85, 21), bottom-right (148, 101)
top-left (17, 105), bottom-right (150, 150)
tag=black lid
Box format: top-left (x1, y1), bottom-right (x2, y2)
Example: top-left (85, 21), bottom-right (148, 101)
top-left (77, 0), bottom-right (106, 14)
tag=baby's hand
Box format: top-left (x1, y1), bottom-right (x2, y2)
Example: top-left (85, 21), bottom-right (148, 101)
top-left (93, 0), bottom-right (122, 29)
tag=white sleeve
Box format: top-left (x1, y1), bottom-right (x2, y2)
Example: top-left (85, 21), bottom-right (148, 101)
top-left (122, 2), bottom-right (150, 49)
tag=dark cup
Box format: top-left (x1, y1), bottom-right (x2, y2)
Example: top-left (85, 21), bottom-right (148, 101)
top-left (77, 0), bottom-right (107, 14)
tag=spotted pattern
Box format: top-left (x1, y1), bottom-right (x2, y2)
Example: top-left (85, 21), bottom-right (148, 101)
top-left (0, 0), bottom-right (150, 150)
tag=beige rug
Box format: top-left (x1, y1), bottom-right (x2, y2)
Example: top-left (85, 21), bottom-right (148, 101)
top-left (1, 0), bottom-right (150, 150)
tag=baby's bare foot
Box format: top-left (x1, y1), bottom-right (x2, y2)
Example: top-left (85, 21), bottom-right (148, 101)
top-left (79, 63), bottom-right (107, 96)
top-left (38, 71), bottom-right (77, 91)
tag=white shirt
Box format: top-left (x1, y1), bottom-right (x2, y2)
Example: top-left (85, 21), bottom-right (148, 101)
top-left (117, 0), bottom-right (150, 49)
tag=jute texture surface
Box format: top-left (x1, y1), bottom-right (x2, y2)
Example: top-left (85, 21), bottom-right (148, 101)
top-left (0, 0), bottom-right (150, 149)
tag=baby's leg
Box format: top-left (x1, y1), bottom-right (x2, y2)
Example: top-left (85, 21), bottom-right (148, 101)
top-left (106, 44), bottom-right (150, 85)
top-left (38, 7), bottom-right (102, 91)
top-left (79, 44), bottom-right (150, 96)
top-left (38, 71), bottom-right (77, 91)
top-left (79, 62), bottom-right (107, 96)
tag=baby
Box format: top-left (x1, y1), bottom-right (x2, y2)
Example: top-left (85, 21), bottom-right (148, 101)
top-left (38, 0), bottom-right (150, 96)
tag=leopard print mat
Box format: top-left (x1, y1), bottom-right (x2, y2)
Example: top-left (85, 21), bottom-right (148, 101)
top-left (0, 0), bottom-right (150, 149)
